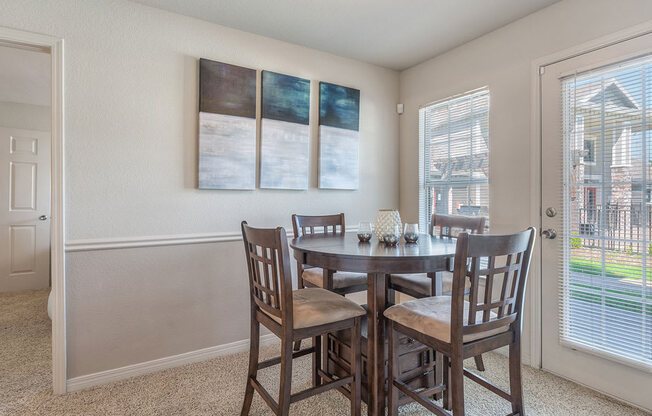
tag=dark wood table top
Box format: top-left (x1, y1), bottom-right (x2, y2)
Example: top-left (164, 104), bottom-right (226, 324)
top-left (290, 232), bottom-right (458, 260)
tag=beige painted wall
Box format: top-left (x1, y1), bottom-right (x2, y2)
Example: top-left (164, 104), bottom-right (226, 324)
top-left (0, 0), bottom-right (399, 378)
top-left (0, 101), bottom-right (50, 131)
top-left (399, 0), bottom-right (652, 362)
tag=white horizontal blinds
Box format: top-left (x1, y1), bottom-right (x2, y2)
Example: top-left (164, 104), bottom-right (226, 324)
top-left (418, 107), bottom-right (427, 232)
top-left (561, 54), bottom-right (652, 369)
top-left (420, 89), bottom-right (489, 233)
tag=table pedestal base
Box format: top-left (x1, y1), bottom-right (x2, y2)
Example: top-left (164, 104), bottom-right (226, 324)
top-left (324, 314), bottom-right (437, 408)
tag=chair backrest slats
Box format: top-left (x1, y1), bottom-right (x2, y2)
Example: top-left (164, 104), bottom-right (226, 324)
top-left (451, 228), bottom-right (536, 340)
top-left (292, 213), bottom-right (346, 237)
top-left (431, 213), bottom-right (485, 238)
top-left (241, 222), bottom-right (293, 326)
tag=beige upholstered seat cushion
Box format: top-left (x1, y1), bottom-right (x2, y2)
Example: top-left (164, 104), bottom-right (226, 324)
top-left (265, 288), bottom-right (366, 329)
top-left (390, 271), bottom-right (470, 296)
top-left (384, 296), bottom-right (509, 343)
top-left (302, 267), bottom-right (367, 289)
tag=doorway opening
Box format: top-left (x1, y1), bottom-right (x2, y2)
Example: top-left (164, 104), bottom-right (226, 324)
top-left (0, 41), bottom-right (53, 408)
top-left (0, 26), bottom-right (65, 398)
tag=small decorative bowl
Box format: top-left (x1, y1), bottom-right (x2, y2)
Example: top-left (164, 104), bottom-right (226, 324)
top-left (383, 233), bottom-right (400, 246)
top-left (404, 232), bottom-right (419, 244)
top-left (357, 232), bottom-right (372, 243)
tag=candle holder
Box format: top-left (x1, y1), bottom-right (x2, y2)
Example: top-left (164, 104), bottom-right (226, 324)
top-left (383, 225), bottom-right (400, 246)
top-left (357, 222), bottom-right (373, 242)
top-left (404, 223), bottom-right (419, 243)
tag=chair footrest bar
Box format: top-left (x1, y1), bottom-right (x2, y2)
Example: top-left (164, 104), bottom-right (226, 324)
top-left (393, 378), bottom-right (449, 416)
top-left (463, 368), bottom-right (512, 401)
top-left (257, 346), bottom-right (316, 370)
top-left (317, 368), bottom-right (352, 399)
top-left (249, 377), bottom-right (279, 414)
top-left (417, 384), bottom-right (446, 397)
top-left (290, 375), bottom-right (353, 403)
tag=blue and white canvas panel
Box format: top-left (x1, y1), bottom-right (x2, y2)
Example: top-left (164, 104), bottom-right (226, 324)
top-left (260, 71), bottom-right (310, 190)
top-left (319, 125), bottom-right (359, 189)
top-left (318, 82), bottom-right (360, 190)
top-left (198, 59), bottom-right (256, 190)
top-left (198, 112), bottom-right (256, 190)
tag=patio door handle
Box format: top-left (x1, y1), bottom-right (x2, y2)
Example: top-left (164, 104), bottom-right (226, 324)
top-left (541, 228), bottom-right (557, 239)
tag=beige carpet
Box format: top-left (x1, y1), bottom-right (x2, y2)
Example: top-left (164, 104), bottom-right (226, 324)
top-left (1, 290), bottom-right (648, 415)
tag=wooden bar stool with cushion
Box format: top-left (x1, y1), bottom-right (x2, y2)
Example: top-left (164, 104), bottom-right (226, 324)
top-left (389, 213), bottom-right (487, 371)
top-left (292, 213), bottom-right (368, 295)
top-left (240, 222), bottom-right (365, 416)
top-left (390, 214), bottom-right (486, 299)
top-left (384, 227), bottom-right (536, 415)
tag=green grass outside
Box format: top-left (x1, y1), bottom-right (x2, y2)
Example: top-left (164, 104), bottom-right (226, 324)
top-left (570, 257), bottom-right (643, 282)
top-left (568, 256), bottom-right (651, 316)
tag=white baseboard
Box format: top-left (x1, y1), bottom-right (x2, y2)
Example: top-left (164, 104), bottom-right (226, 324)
top-left (66, 334), bottom-right (278, 392)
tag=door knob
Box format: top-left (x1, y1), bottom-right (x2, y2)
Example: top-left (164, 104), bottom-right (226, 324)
top-left (39, 215), bottom-right (49, 221)
top-left (541, 228), bottom-right (557, 239)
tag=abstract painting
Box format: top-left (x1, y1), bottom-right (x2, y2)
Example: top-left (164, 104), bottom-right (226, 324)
top-left (260, 71), bottom-right (311, 190)
top-left (318, 82), bottom-right (360, 189)
top-left (198, 58), bottom-right (256, 189)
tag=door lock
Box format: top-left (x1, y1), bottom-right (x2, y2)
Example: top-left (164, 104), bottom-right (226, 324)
top-left (541, 228), bottom-right (557, 239)
top-left (545, 207), bottom-right (557, 217)
top-left (39, 215), bottom-right (49, 221)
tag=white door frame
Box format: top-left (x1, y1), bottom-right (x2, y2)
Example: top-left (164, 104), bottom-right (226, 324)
top-left (529, 19), bottom-right (652, 374)
top-left (0, 26), bottom-right (66, 394)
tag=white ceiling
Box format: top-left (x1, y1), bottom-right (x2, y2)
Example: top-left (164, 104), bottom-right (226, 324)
top-left (132, 0), bottom-right (560, 70)
top-left (0, 45), bottom-right (50, 106)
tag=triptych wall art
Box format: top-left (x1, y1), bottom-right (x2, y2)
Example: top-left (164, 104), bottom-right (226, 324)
top-left (318, 82), bottom-right (360, 190)
top-left (260, 71), bottom-right (311, 190)
top-left (197, 57), bottom-right (360, 190)
top-left (198, 59), bottom-right (257, 190)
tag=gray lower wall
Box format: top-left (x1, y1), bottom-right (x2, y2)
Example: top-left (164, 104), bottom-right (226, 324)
top-left (66, 241), bottom-right (257, 378)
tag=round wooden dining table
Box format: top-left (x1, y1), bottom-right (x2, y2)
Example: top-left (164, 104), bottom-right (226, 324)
top-left (290, 232), bottom-right (458, 416)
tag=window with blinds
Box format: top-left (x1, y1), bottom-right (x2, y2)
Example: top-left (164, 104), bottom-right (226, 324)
top-left (562, 54), bottom-right (652, 369)
top-left (418, 89), bottom-right (490, 233)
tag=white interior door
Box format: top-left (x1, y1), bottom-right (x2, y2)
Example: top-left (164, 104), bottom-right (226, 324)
top-left (0, 127), bottom-right (50, 292)
top-left (541, 34), bottom-right (652, 411)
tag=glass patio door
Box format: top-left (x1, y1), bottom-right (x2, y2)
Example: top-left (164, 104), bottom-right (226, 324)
top-left (540, 33), bottom-right (652, 412)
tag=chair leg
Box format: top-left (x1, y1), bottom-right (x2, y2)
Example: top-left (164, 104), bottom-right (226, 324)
top-left (509, 338), bottom-right (525, 416)
top-left (350, 317), bottom-right (362, 416)
top-left (435, 350), bottom-right (443, 400)
top-left (387, 322), bottom-right (400, 416)
top-left (312, 336), bottom-right (321, 387)
top-left (474, 354), bottom-right (485, 372)
top-left (450, 351), bottom-right (465, 415)
top-left (294, 265), bottom-right (305, 352)
top-left (240, 318), bottom-right (260, 416)
top-left (278, 338), bottom-right (293, 416)
top-left (442, 355), bottom-right (451, 411)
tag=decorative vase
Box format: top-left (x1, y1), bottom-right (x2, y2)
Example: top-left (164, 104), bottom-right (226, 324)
top-left (375, 209), bottom-right (402, 242)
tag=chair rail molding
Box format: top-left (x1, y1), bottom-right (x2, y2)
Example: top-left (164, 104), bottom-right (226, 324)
top-left (65, 227), bottom-right (360, 252)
